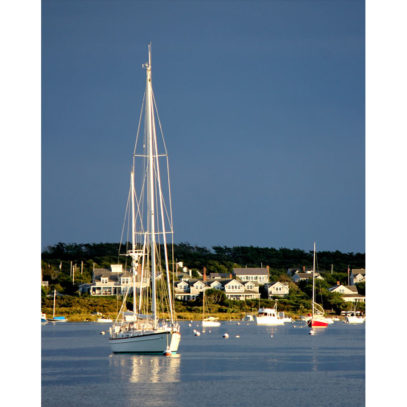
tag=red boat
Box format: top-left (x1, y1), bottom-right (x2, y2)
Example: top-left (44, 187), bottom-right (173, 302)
top-left (307, 243), bottom-right (329, 329)
top-left (307, 315), bottom-right (329, 328)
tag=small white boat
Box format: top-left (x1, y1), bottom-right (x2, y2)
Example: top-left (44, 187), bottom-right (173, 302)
top-left (97, 318), bottom-right (113, 323)
top-left (202, 316), bottom-right (221, 327)
top-left (50, 316), bottom-right (67, 322)
top-left (255, 307), bottom-right (284, 326)
top-left (242, 314), bottom-right (254, 322)
top-left (41, 313), bottom-right (47, 323)
top-left (201, 290), bottom-right (221, 327)
top-left (278, 312), bottom-right (293, 323)
top-left (345, 311), bottom-right (365, 324)
top-left (49, 289), bottom-right (67, 322)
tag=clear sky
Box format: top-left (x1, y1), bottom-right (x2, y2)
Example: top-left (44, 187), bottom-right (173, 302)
top-left (42, 0), bottom-right (365, 253)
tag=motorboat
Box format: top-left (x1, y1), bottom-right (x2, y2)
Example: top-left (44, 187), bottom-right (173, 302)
top-left (255, 307), bottom-right (284, 326)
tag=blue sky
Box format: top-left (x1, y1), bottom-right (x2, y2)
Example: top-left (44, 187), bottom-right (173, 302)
top-left (42, 0), bottom-right (365, 252)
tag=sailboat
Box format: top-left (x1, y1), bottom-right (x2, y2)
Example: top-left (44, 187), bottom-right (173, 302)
top-left (49, 289), bottom-right (67, 322)
top-left (202, 289), bottom-right (221, 328)
top-left (307, 242), bottom-right (329, 328)
top-left (109, 44), bottom-right (181, 354)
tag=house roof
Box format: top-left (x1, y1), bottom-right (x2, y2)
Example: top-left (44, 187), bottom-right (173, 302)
top-left (189, 279), bottom-right (205, 286)
top-left (268, 281), bottom-right (289, 287)
top-left (293, 273), bottom-right (319, 279)
top-left (242, 280), bottom-right (259, 286)
top-left (93, 268), bottom-right (133, 282)
top-left (223, 279), bottom-right (243, 285)
top-left (209, 273), bottom-right (230, 278)
top-left (329, 285), bottom-right (358, 293)
top-left (351, 268), bottom-right (365, 275)
top-left (233, 268), bottom-right (268, 276)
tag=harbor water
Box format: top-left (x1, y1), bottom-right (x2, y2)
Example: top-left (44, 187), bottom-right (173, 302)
top-left (42, 321), bottom-right (364, 406)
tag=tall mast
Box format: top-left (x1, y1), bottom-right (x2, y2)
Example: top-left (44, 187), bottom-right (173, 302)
top-left (145, 43), bottom-right (157, 327)
top-left (130, 170), bottom-right (137, 317)
top-left (53, 289), bottom-right (56, 319)
top-left (312, 242), bottom-right (316, 318)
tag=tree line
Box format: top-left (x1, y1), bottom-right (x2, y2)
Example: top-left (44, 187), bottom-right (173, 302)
top-left (42, 241), bottom-right (365, 274)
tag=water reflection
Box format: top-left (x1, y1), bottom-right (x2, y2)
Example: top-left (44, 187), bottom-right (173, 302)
top-left (109, 354), bottom-right (181, 383)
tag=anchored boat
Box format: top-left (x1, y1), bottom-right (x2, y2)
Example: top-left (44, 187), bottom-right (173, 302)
top-left (109, 44), bottom-right (180, 355)
top-left (202, 289), bottom-right (221, 328)
top-left (255, 306), bottom-right (285, 326)
top-left (307, 243), bottom-right (329, 328)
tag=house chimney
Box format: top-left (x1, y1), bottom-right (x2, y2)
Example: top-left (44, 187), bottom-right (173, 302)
top-left (203, 267), bottom-right (207, 282)
top-left (303, 265), bottom-right (306, 272)
top-left (229, 273), bottom-right (232, 279)
top-left (337, 281), bottom-right (340, 286)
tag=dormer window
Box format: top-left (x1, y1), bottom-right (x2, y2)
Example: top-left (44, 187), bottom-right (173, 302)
top-left (101, 277), bottom-right (108, 284)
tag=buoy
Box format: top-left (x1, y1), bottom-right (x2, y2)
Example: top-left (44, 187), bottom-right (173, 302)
top-left (188, 323), bottom-right (192, 327)
top-left (270, 334), bottom-right (274, 338)
top-left (195, 331), bottom-right (201, 336)
top-left (309, 329), bottom-right (315, 335)
top-left (100, 331), bottom-right (105, 335)
top-left (163, 348), bottom-right (172, 356)
top-left (223, 333), bottom-right (229, 339)
top-left (237, 322), bottom-right (240, 325)
top-left (235, 335), bottom-right (240, 338)
top-left (209, 330), bottom-right (212, 333)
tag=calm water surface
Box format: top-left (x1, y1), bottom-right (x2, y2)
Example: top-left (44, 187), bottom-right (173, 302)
top-left (42, 321), bottom-right (364, 406)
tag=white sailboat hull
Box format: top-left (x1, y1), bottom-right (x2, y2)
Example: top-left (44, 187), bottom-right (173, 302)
top-left (202, 320), bottom-right (221, 327)
top-left (255, 316), bottom-right (284, 326)
top-left (345, 316), bottom-right (365, 324)
top-left (110, 330), bottom-right (181, 354)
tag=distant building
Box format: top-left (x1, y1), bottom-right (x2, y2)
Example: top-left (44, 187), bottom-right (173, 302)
top-left (329, 284), bottom-right (365, 303)
top-left (350, 268), bottom-right (365, 285)
top-left (87, 264), bottom-right (149, 296)
top-left (233, 268), bottom-right (269, 284)
top-left (208, 273), bottom-right (230, 280)
top-left (265, 282), bottom-right (289, 298)
top-left (223, 279), bottom-right (260, 300)
top-left (287, 268), bottom-right (301, 277)
top-left (292, 272), bottom-right (324, 283)
top-left (173, 277), bottom-right (260, 301)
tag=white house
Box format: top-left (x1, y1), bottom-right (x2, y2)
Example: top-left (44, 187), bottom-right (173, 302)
top-left (173, 277), bottom-right (261, 301)
top-left (242, 281), bottom-right (260, 292)
top-left (329, 284), bottom-right (365, 303)
top-left (233, 268), bottom-right (269, 284)
top-left (175, 280), bottom-right (190, 292)
top-left (265, 282), bottom-right (289, 298)
top-left (224, 279), bottom-right (260, 300)
top-left (350, 268), bottom-right (365, 285)
top-left (207, 280), bottom-right (224, 290)
top-left (88, 264), bottom-right (149, 296)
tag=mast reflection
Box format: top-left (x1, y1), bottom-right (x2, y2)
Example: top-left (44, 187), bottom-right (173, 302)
top-left (109, 354), bottom-right (181, 383)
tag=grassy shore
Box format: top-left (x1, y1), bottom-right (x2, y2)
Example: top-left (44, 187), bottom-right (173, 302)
top-left (42, 294), bottom-right (339, 322)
